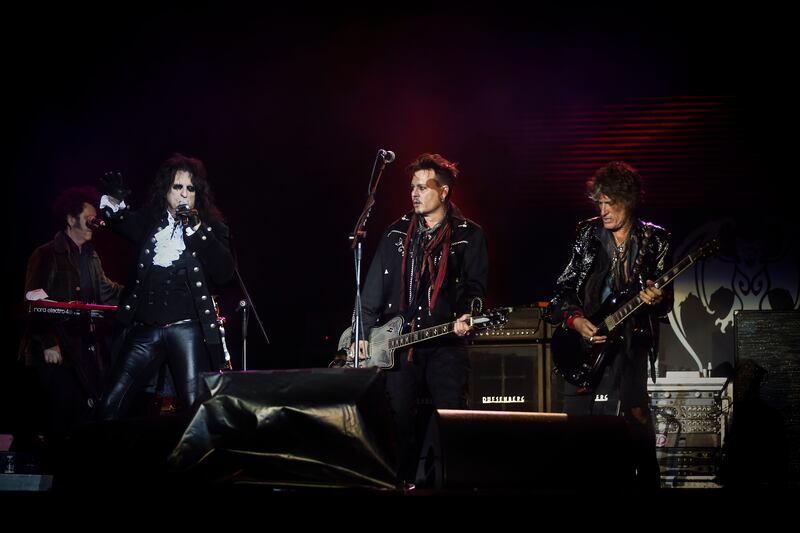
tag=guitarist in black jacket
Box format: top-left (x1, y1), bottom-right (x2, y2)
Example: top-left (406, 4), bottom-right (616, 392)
top-left (544, 161), bottom-right (673, 490)
top-left (351, 153), bottom-right (489, 485)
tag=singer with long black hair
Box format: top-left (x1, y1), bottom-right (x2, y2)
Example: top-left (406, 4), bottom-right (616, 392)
top-left (95, 153), bottom-right (234, 420)
top-left (17, 186), bottom-right (123, 469)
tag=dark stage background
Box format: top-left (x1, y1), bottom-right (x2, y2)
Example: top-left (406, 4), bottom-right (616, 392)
top-left (4, 5), bottom-right (794, 423)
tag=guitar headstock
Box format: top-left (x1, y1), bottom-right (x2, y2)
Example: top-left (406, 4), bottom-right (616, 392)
top-left (691, 238), bottom-right (721, 261)
top-left (471, 307), bottom-right (512, 331)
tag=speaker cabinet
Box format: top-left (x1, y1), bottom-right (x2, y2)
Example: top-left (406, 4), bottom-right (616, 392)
top-left (467, 343), bottom-right (545, 412)
top-left (416, 409), bottom-right (635, 490)
top-left (729, 310), bottom-right (800, 488)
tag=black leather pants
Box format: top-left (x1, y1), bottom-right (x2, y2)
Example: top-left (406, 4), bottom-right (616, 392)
top-left (95, 320), bottom-right (209, 420)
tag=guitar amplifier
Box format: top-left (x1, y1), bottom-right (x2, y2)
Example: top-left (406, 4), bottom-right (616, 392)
top-left (470, 305), bottom-right (547, 343)
top-left (648, 372), bottom-right (732, 488)
top-left (467, 307), bottom-right (563, 413)
top-left (467, 343), bottom-right (545, 412)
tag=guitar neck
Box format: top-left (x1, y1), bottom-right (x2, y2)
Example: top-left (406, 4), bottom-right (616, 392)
top-left (604, 251), bottom-right (701, 332)
top-left (388, 320), bottom-right (459, 350)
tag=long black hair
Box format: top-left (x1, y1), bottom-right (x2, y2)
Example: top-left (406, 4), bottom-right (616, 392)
top-left (146, 152), bottom-right (224, 222)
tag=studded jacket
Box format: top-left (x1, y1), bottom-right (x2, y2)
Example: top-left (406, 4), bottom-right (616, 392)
top-left (103, 205), bottom-right (235, 370)
top-left (359, 208), bottom-right (488, 340)
top-left (544, 216), bottom-right (673, 340)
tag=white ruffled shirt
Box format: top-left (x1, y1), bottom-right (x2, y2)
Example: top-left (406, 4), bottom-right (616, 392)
top-left (152, 212), bottom-right (186, 267)
top-left (100, 195), bottom-right (196, 268)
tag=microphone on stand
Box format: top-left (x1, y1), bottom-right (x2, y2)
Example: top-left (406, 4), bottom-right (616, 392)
top-left (378, 149), bottom-right (396, 163)
top-left (86, 215), bottom-right (106, 230)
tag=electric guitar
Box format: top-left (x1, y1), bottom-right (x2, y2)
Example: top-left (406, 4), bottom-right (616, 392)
top-left (551, 239), bottom-right (720, 389)
top-left (336, 307), bottom-right (511, 369)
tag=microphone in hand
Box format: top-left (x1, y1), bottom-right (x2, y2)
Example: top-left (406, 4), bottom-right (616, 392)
top-left (175, 203), bottom-right (200, 228)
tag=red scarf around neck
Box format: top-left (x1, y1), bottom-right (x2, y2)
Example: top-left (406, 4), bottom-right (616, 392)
top-left (399, 213), bottom-right (453, 314)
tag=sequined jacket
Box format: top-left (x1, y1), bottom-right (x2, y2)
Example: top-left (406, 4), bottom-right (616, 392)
top-left (545, 216), bottom-right (673, 328)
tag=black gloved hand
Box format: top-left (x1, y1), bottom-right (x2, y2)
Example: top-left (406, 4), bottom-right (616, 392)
top-left (176, 203), bottom-right (201, 228)
top-left (100, 171), bottom-right (132, 202)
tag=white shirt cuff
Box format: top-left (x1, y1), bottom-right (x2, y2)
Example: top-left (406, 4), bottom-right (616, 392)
top-left (100, 195), bottom-right (127, 212)
top-left (26, 289), bottom-right (49, 301)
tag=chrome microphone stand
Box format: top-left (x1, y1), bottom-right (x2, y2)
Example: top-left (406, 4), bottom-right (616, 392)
top-left (349, 149), bottom-right (395, 368)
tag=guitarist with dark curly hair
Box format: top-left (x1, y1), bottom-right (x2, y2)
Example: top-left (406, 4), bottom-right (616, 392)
top-left (545, 161), bottom-right (673, 490)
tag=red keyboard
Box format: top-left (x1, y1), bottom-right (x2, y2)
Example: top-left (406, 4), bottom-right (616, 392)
top-left (28, 300), bottom-right (118, 318)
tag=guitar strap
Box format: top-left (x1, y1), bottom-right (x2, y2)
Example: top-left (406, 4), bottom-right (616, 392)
top-left (631, 225), bottom-right (652, 281)
top-left (633, 226), bottom-right (658, 383)
top-left (406, 320), bottom-right (417, 363)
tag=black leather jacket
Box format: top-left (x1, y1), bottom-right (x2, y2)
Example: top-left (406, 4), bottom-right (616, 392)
top-left (545, 216), bottom-right (673, 339)
top-left (20, 231), bottom-right (123, 365)
top-left (359, 208), bottom-right (488, 339)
